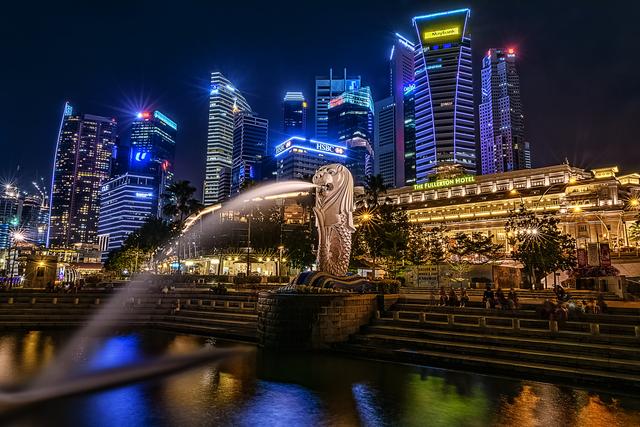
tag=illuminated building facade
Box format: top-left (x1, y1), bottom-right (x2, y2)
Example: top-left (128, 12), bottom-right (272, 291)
top-left (275, 136), bottom-right (346, 181)
top-left (412, 9), bottom-right (476, 180)
top-left (128, 110), bottom-right (177, 217)
top-left (231, 113), bottom-right (269, 194)
top-left (391, 34), bottom-right (417, 187)
top-left (283, 92), bottom-right (307, 137)
top-left (480, 48), bottom-right (531, 174)
top-left (374, 96), bottom-right (396, 188)
top-left (204, 72), bottom-right (252, 205)
top-left (0, 185), bottom-right (20, 250)
top-left (404, 83), bottom-right (417, 185)
top-left (385, 164), bottom-right (640, 260)
top-left (48, 106), bottom-right (117, 248)
top-left (314, 68), bottom-right (360, 140)
top-left (327, 86), bottom-right (375, 186)
top-left (97, 173), bottom-right (156, 259)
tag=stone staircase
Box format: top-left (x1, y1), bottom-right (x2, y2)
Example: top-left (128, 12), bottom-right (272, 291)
top-left (0, 290), bottom-right (258, 342)
top-left (339, 300), bottom-right (640, 391)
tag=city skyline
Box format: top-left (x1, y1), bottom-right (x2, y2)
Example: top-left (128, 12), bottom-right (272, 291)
top-left (2, 1), bottom-right (640, 198)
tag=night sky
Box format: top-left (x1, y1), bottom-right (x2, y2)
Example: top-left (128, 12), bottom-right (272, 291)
top-left (2, 0), bottom-right (639, 197)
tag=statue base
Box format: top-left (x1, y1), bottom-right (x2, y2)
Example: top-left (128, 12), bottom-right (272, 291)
top-left (278, 271), bottom-right (380, 293)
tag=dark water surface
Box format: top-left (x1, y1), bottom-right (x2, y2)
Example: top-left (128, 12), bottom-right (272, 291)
top-left (0, 330), bottom-right (638, 426)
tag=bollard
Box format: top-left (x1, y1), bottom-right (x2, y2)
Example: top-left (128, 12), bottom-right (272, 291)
top-left (478, 317), bottom-right (486, 328)
top-left (224, 301), bottom-right (229, 308)
top-left (375, 310), bottom-right (381, 319)
top-left (447, 314), bottom-right (454, 325)
top-left (393, 311), bottom-right (400, 321)
top-left (74, 298), bottom-right (79, 305)
top-left (158, 298), bottom-right (162, 306)
top-left (52, 297), bottom-right (57, 305)
top-left (513, 318), bottom-right (520, 330)
top-left (241, 302), bottom-right (245, 309)
top-left (419, 312), bottom-right (426, 323)
top-left (31, 298), bottom-right (36, 305)
top-left (198, 299), bottom-right (203, 306)
top-left (635, 326), bottom-right (640, 338)
top-left (94, 298), bottom-right (100, 305)
top-left (549, 320), bottom-right (558, 333)
top-left (8, 297), bottom-right (13, 305)
top-left (590, 323), bottom-right (600, 336)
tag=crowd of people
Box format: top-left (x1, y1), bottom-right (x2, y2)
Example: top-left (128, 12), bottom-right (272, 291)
top-left (429, 285), bottom-right (520, 310)
top-left (539, 294), bottom-right (608, 321)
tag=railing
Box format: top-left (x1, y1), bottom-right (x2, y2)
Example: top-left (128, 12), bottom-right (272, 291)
top-left (381, 310), bottom-right (640, 339)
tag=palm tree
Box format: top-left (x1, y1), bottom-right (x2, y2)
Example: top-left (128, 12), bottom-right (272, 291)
top-left (364, 174), bottom-right (388, 208)
top-left (162, 181), bottom-right (203, 273)
top-left (162, 181), bottom-right (203, 224)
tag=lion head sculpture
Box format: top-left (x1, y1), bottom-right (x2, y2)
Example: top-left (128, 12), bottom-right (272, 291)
top-left (312, 163), bottom-right (355, 231)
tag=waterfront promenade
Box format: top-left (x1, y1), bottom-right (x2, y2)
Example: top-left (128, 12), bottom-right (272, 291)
top-left (0, 285), bottom-right (638, 392)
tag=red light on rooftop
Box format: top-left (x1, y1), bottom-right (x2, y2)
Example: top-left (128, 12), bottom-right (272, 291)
top-left (508, 48), bottom-right (515, 54)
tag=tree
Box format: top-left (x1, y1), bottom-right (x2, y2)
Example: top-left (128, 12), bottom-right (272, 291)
top-left (104, 217), bottom-right (176, 275)
top-left (162, 180), bottom-right (204, 273)
top-left (162, 181), bottom-right (203, 225)
top-left (282, 226), bottom-right (316, 271)
top-left (363, 174), bottom-right (387, 208)
top-left (505, 205), bottom-right (576, 289)
top-left (630, 214), bottom-right (640, 244)
top-left (447, 232), bottom-right (503, 285)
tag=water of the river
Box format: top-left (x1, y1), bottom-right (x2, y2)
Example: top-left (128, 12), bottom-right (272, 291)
top-left (0, 330), bottom-right (638, 426)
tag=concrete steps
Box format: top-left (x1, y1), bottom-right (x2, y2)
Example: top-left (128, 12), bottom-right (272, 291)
top-left (340, 342), bottom-right (640, 391)
top-left (341, 298), bottom-right (640, 390)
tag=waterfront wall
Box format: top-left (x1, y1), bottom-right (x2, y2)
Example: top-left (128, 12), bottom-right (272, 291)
top-left (257, 292), bottom-right (398, 349)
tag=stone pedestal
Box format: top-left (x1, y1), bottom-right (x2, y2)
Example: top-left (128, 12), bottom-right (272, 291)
top-left (257, 292), bottom-right (398, 349)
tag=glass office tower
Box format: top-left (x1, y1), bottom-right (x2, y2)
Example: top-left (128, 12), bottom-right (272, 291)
top-left (412, 9), bottom-right (476, 181)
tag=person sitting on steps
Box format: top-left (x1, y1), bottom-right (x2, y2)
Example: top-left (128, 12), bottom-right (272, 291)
top-left (483, 284), bottom-right (495, 309)
top-left (459, 289), bottom-right (470, 308)
top-left (448, 289), bottom-right (459, 307)
top-left (439, 286), bottom-right (448, 306)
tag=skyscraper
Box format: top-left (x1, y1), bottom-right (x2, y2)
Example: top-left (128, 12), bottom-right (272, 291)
top-left (479, 48), bottom-right (531, 174)
top-left (0, 185), bottom-right (20, 250)
top-left (412, 9), bottom-right (476, 180)
top-left (97, 173), bottom-right (156, 259)
top-left (204, 72), bottom-right (251, 205)
top-left (327, 87), bottom-right (375, 186)
top-left (48, 104), bottom-right (116, 247)
top-left (314, 68), bottom-right (361, 140)
top-left (128, 110), bottom-right (177, 216)
top-left (275, 136), bottom-right (346, 181)
top-left (390, 33), bottom-right (417, 188)
top-left (283, 92), bottom-right (307, 137)
top-left (231, 112), bottom-right (269, 194)
top-left (403, 83), bottom-right (417, 185)
top-left (374, 97), bottom-right (396, 188)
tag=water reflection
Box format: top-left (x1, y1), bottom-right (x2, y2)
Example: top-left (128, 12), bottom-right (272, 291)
top-left (0, 330), bottom-right (639, 427)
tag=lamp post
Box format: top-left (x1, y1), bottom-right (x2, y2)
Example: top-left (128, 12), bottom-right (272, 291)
top-left (277, 245), bottom-right (284, 281)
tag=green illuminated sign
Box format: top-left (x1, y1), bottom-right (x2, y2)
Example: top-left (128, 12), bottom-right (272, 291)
top-left (413, 175), bottom-right (475, 191)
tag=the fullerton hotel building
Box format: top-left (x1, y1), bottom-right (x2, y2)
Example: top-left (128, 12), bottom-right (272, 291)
top-left (384, 163), bottom-right (640, 253)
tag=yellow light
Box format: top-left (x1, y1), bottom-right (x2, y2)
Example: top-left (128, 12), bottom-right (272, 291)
top-left (361, 213), bottom-right (371, 221)
top-left (282, 258), bottom-right (287, 262)
top-left (630, 198), bottom-right (639, 207)
top-left (423, 27), bottom-right (459, 40)
top-left (573, 206), bottom-right (582, 213)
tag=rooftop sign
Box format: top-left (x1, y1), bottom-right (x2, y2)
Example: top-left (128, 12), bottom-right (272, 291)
top-left (413, 175), bottom-right (475, 191)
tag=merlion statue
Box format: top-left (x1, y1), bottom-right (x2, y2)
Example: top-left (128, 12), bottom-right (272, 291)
top-left (312, 164), bottom-right (355, 276)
